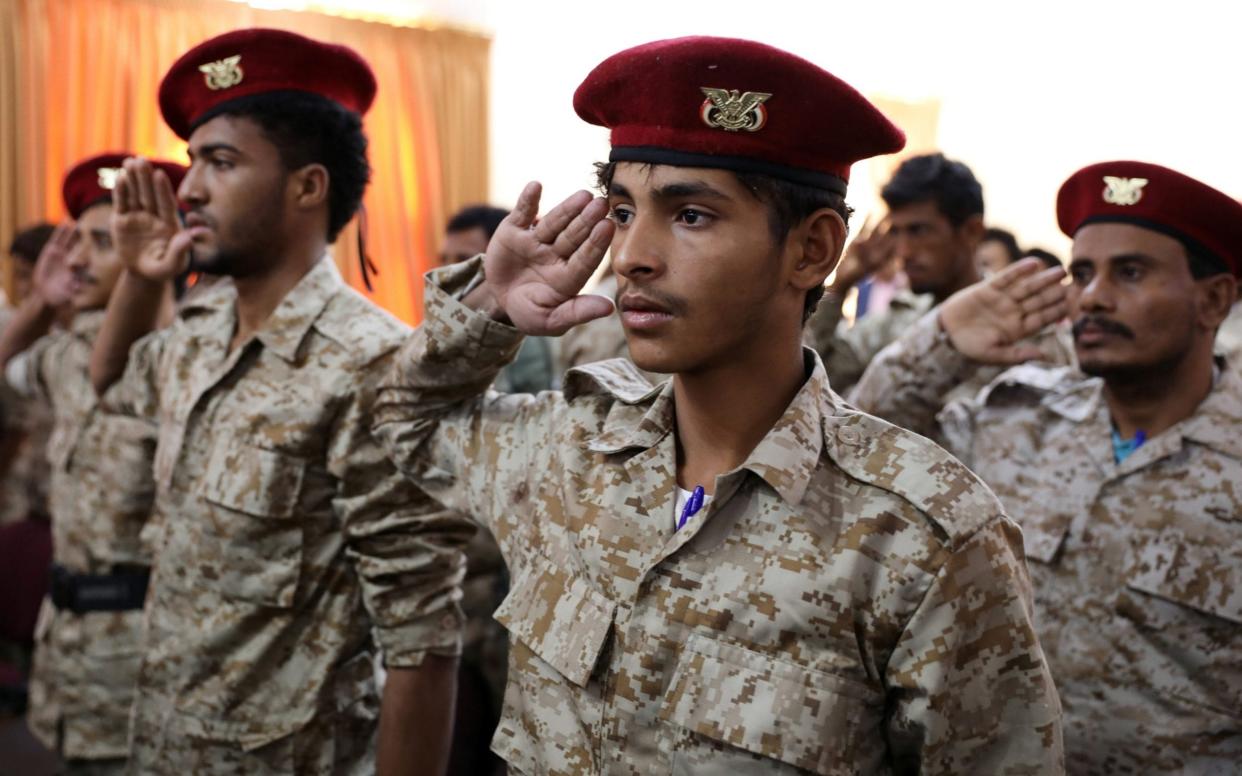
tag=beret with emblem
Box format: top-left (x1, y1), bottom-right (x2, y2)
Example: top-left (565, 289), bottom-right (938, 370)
top-left (62, 153), bottom-right (188, 219)
top-left (1058, 160), bottom-right (1242, 277)
top-left (158, 28), bottom-right (376, 139)
top-left (574, 36), bottom-right (906, 195)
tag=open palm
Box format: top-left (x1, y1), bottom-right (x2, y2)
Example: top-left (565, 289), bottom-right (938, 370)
top-left (483, 182), bottom-right (616, 335)
top-left (31, 220), bottom-right (79, 308)
top-left (939, 257), bottom-right (1069, 364)
top-left (111, 157), bottom-right (194, 283)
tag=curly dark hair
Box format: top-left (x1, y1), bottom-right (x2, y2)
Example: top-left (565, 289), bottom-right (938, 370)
top-left (193, 91), bottom-right (370, 242)
top-left (881, 152), bottom-right (983, 226)
top-left (594, 161), bottom-right (852, 323)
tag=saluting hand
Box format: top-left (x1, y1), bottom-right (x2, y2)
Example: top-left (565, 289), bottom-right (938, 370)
top-left (832, 216), bottom-right (894, 291)
top-left (31, 220), bottom-right (79, 309)
top-left (112, 157), bottom-right (194, 283)
top-left (476, 182), bottom-right (616, 335)
top-left (938, 257), bottom-right (1069, 364)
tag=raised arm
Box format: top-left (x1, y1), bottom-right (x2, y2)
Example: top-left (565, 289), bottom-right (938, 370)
top-left (373, 183), bottom-right (614, 529)
top-left (0, 221), bottom-right (76, 370)
top-left (849, 258), bottom-right (1068, 444)
top-left (91, 157), bottom-right (195, 395)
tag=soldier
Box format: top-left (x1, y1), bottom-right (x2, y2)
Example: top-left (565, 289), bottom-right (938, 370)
top-left (0, 154), bottom-right (185, 774)
top-left (809, 153), bottom-right (996, 394)
top-left (852, 160), bottom-right (1242, 771)
top-left (375, 37), bottom-right (1062, 774)
top-left (87, 29), bottom-right (470, 774)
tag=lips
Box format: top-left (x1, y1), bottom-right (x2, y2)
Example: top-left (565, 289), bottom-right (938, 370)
top-left (618, 293), bottom-right (675, 332)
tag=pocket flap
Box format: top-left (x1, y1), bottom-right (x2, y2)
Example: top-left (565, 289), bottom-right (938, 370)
top-left (1126, 531), bottom-right (1242, 624)
top-left (660, 634), bottom-right (884, 775)
top-left (199, 441), bottom-right (304, 518)
top-left (493, 552), bottom-right (615, 687)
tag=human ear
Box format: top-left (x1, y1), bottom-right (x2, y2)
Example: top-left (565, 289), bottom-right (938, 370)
top-left (956, 213), bottom-right (985, 250)
top-left (1198, 273), bottom-right (1238, 331)
top-left (289, 163), bottom-right (329, 210)
top-left (788, 207), bottom-right (847, 292)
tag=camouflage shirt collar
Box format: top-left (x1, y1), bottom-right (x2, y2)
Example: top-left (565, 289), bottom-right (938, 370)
top-left (1173, 356), bottom-right (1242, 459)
top-left (253, 256), bottom-right (342, 362)
top-left (70, 308), bottom-right (108, 339)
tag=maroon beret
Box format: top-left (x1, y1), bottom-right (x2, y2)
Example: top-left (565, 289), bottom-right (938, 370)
top-left (62, 153), bottom-right (187, 219)
top-left (574, 36), bottom-right (905, 194)
top-left (1058, 160), bottom-right (1242, 278)
top-left (159, 28), bottom-right (376, 140)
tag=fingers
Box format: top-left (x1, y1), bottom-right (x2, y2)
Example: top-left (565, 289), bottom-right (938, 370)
top-left (532, 190), bottom-right (594, 246)
top-left (153, 169), bottom-right (179, 225)
top-left (549, 196), bottom-right (609, 258)
top-left (544, 293), bottom-right (615, 334)
top-left (114, 169), bottom-right (134, 214)
top-left (561, 217), bottom-right (615, 292)
top-left (987, 343), bottom-right (1048, 366)
top-left (990, 256), bottom-right (1047, 291)
top-left (506, 181), bottom-right (543, 230)
top-left (51, 219), bottom-right (77, 252)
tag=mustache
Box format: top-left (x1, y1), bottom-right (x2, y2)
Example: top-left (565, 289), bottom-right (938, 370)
top-left (614, 284), bottom-right (689, 316)
top-left (70, 267), bottom-right (96, 285)
top-left (1072, 315), bottom-right (1135, 340)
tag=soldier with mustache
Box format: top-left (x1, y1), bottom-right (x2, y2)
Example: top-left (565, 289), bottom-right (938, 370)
top-left (374, 36), bottom-right (1063, 774)
top-left (852, 160), bottom-right (1242, 772)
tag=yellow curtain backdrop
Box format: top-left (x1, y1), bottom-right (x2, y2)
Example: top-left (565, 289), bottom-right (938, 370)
top-left (0, 0), bottom-right (490, 323)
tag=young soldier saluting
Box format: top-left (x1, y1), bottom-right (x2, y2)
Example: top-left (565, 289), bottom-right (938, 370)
top-left (88, 29), bottom-right (470, 775)
top-left (0, 153), bottom-right (184, 775)
top-left (853, 161), bottom-right (1242, 772)
top-left (375, 37), bottom-right (1062, 774)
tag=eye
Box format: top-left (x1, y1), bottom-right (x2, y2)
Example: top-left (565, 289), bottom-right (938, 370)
top-left (210, 157), bottom-right (234, 170)
top-left (609, 205), bottom-right (633, 226)
top-left (1118, 263), bottom-right (1144, 281)
top-left (1069, 265), bottom-right (1092, 285)
top-left (677, 208), bottom-right (712, 226)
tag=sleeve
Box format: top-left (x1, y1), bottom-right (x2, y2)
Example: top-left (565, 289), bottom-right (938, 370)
top-left (884, 516), bottom-right (1065, 774)
top-left (4, 334), bottom-right (61, 403)
top-left (333, 348), bottom-right (476, 668)
top-left (99, 327), bottom-right (168, 421)
top-left (372, 257), bottom-right (565, 541)
top-left (846, 311), bottom-right (979, 448)
top-left (805, 290), bottom-right (869, 394)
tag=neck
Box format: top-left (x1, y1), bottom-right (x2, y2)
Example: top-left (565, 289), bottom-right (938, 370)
top-left (933, 258), bottom-right (980, 305)
top-left (1103, 345), bottom-right (1215, 439)
top-left (672, 335), bottom-right (806, 496)
top-left (230, 240), bottom-right (324, 349)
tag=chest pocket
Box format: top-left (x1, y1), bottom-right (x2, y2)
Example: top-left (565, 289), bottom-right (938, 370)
top-left (661, 633), bottom-right (886, 776)
top-left (493, 550), bottom-right (615, 687)
top-left (197, 440), bottom-right (306, 608)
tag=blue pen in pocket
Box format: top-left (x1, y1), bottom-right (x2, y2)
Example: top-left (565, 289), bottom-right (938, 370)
top-left (676, 485), bottom-right (705, 532)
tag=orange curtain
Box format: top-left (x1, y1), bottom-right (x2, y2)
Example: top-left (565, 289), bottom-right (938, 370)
top-left (0, 0), bottom-right (491, 324)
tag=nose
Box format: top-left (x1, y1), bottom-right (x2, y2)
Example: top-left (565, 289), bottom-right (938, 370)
top-left (610, 214), bottom-right (666, 282)
top-left (64, 233), bottom-right (89, 270)
top-left (1074, 272), bottom-right (1113, 314)
top-left (178, 161), bottom-right (205, 205)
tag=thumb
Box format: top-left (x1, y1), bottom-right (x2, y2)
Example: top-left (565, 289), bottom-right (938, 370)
top-left (544, 294), bottom-right (615, 334)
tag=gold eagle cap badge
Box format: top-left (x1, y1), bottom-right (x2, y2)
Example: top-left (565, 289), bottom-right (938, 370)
top-left (1102, 176), bottom-right (1149, 206)
top-left (96, 167), bottom-right (122, 191)
top-left (199, 55), bottom-right (244, 91)
top-left (699, 87), bottom-right (771, 132)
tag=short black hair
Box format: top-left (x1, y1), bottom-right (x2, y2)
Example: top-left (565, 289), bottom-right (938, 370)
top-left (881, 153), bottom-right (984, 226)
top-left (446, 205), bottom-right (509, 240)
top-left (982, 227), bottom-right (1021, 264)
top-left (196, 91), bottom-right (370, 242)
top-left (594, 161), bottom-right (851, 323)
top-left (1021, 247), bottom-right (1062, 270)
top-left (9, 223), bottom-right (55, 264)
top-left (1187, 244), bottom-right (1231, 280)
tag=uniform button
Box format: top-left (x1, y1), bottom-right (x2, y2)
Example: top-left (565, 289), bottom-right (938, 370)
top-left (837, 427), bottom-right (862, 445)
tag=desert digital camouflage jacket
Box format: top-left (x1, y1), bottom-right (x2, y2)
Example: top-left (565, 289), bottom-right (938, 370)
top-left (102, 258), bottom-right (471, 773)
top-left (851, 311), bottom-right (1242, 773)
top-left (7, 309), bottom-right (155, 760)
top-left (373, 257), bottom-right (1064, 776)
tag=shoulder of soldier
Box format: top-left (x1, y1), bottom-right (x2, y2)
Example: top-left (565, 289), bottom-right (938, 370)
top-left (313, 285), bottom-right (412, 365)
top-left (825, 403), bottom-right (1005, 546)
top-left (563, 358), bottom-right (664, 404)
top-left (975, 362), bottom-right (1095, 408)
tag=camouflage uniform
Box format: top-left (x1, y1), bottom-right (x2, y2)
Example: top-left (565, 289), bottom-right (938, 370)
top-left (374, 259), bottom-right (1064, 775)
top-left (5, 309), bottom-right (155, 773)
top-left (848, 310), bottom-right (1076, 445)
top-left (101, 259), bottom-right (471, 774)
top-left (851, 311), bottom-right (1242, 773)
top-left (0, 306), bottom-right (54, 527)
top-left (804, 287), bottom-right (930, 395)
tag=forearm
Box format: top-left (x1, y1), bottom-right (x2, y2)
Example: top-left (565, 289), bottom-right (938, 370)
top-left (377, 657), bottom-right (459, 776)
top-left (90, 270), bottom-right (168, 394)
top-left (848, 311), bottom-right (973, 439)
top-left (0, 298), bottom-right (57, 370)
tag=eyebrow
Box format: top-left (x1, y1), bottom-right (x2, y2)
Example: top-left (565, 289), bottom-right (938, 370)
top-left (1070, 252), bottom-right (1160, 266)
top-left (187, 142), bottom-right (242, 160)
top-left (608, 179), bottom-right (733, 203)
